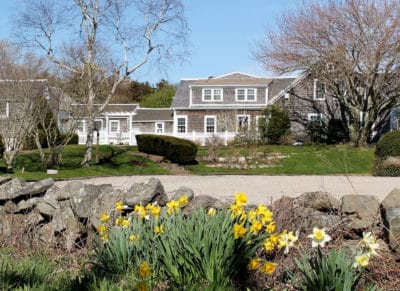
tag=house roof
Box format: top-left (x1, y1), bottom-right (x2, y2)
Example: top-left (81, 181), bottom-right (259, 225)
top-left (132, 108), bottom-right (173, 122)
top-left (171, 80), bottom-right (194, 108)
top-left (71, 103), bottom-right (138, 115)
top-left (268, 78), bottom-right (296, 99)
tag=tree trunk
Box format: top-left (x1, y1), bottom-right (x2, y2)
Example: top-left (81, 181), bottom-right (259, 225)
top-left (81, 118), bottom-right (94, 167)
top-left (3, 150), bottom-right (16, 171)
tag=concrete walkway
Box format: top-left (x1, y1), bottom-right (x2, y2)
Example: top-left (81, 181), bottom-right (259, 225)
top-left (54, 175), bottom-right (400, 205)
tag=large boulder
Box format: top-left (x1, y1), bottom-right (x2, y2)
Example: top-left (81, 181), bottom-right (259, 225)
top-left (295, 191), bottom-right (339, 212)
top-left (385, 208), bottom-right (400, 252)
top-left (182, 195), bottom-right (229, 215)
top-left (69, 183), bottom-right (102, 218)
top-left (171, 186), bottom-right (195, 203)
top-left (7, 178), bottom-right (54, 200)
top-left (341, 195), bottom-right (380, 230)
top-left (16, 197), bottom-right (43, 213)
top-left (382, 188), bottom-right (400, 210)
top-left (0, 178), bottom-right (27, 200)
top-left (125, 178), bottom-right (168, 207)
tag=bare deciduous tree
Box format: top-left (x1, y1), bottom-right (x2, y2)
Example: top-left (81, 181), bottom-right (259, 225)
top-left (0, 41), bottom-right (46, 170)
top-left (255, 0), bottom-right (400, 145)
top-left (16, 0), bottom-right (189, 166)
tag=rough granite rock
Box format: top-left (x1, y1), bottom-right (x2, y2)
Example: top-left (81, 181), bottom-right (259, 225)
top-left (341, 195), bottom-right (380, 230)
top-left (89, 189), bottom-right (125, 229)
top-left (37, 202), bottom-right (58, 217)
top-left (385, 208), bottom-right (400, 252)
top-left (382, 188), bottom-right (400, 210)
top-left (295, 191), bottom-right (340, 212)
top-left (171, 186), bottom-right (195, 203)
top-left (16, 197), bottom-right (43, 212)
top-left (125, 178), bottom-right (168, 207)
top-left (0, 178), bottom-right (27, 200)
top-left (9, 178), bottom-right (54, 200)
top-left (182, 195), bottom-right (229, 215)
top-left (69, 183), bottom-right (101, 218)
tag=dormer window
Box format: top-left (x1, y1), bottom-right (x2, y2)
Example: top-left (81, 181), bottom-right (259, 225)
top-left (313, 79), bottom-right (326, 100)
top-left (236, 88), bottom-right (257, 101)
top-left (202, 88), bottom-right (223, 101)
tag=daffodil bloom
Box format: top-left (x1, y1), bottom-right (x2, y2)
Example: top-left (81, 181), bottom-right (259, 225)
top-left (233, 223), bottom-right (247, 239)
top-left (145, 203), bottom-right (154, 211)
top-left (308, 227), bottom-right (331, 248)
top-left (261, 210), bottom-right (274, 224)
top-left (154, 224), bottom-right (165, 234)
top-left (115, 201), bottom-right (124, 212)
top-left (138, 261), bottom-right (152, 277)
top-left (99, 212), bottom-right (110, 222)
top-left (230, 204), bottom-right (245, 218)
top-left (266, 221), bottom-right (275, 233)
top-left (278, 230), bottom-right (298, 254)
top-left (250, 220), bottom-right (263, 235)
top-left (166, 200), bottom-right (180, 215)
top-left (115, 217), bottom-right (131, 228)
top-left (361, 232), bottom-right (379, 256)
top-left (234, 192), bottom-right (248, 206)
top-left (129, 234), bottom-right (139, 242)
top-left (247, 209), bottom-right (258, 222)
top-left (100, 233), bottom-right (109, 243)
top-left (150, 206), bottom-right (161, 218)
top-left (134, 205), bottom-right (147, 219)
top-left (353, 254), bottom-right (370, 268)
top-left (263, 239), bottom-right (275, 252)
top-left (207, 208), bottom-right (216, 216)
top-left (178, 195), bottom-right (189, 207)
top-left (269, 233), bottom-right (280, 245)
top-left (248, 258), bottom-right (262, 270)
top-left (261, 262), bottom-right (276, 275)
top-left (97, 224), bottom-right (107, 235)
top-left (257, 204), bottom-right (268, 215)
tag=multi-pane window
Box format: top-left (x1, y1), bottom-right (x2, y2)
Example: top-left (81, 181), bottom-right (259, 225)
top-left (202, 88), bottom-right (223, 101)
top-left (77, 120), bottom-right (86, 133)
top-left (308, 113), bottom-right (323, 122)
top-left (204, 116), bottom-right (216, 133)
top-left (236, 88), bottom-right (257, 101)
top-left (177, 116), bottom-right (187, 133)
top-left (155, 122), bottom-right (164, 134)
top-left (313, 79), bottom-right (326, 100)
top-left (237, 115), bottom-right (250, 132)
top-left (110, 120), bottom-right (119, 133)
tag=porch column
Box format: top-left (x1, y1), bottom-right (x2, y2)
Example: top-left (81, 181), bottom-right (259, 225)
top-left (129, 115), bottom-right (133, 145)
top-left (105, 115), bottom-right (109, 144)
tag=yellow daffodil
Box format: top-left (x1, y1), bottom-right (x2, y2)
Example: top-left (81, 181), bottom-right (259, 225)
top-left (248, 258), bottom-right (262, 270)
top-left (248, 209), bottom-right (258, 222)
top-left (154, 224), bottom-right (165, 234)
top-left (178, 195), bottom-right (189, 207)
top-left (166, 200), bottom-right (180, 215)
top-left (115, 217), bottom-right (131, 228)
top-left (230, 204), bottom-right (245, 218)
top-left (135, 281), bottom-right (148, 291)
top-left (150, 205), bottom-right (161, 218)
top-left (250, 220), bottom-right (263, 235)
top-left (207, 208), bottom-right (216, 216)
top-left (353, 254), bottom-right (370, 268)
top-left (263, 239), bottom-right (275, 252)
top-left (278, 230), bottom-right (298, 254)
top-left (129, 234), bottom-right (139, 243)
top-left (134, 205), bottom-right (148, 219)
top-left (257, 204), bottom-right (268, 214)
top-left (234, 192), bottom-right (248, 207)
top-left (261, 209), bottom-right (274, 224)
top-left (100, 233), bottom-right (109, 243)
top-left (269, 233), bottom-right (280, 245)
top-left (261, 262), bottom-right (276, 275)
top-left (138, 261), bottom-right (152, 277)
top-left (308, 227), bottom-right (331, 248)
top-left (233, 223), bottom-right (247, 239)
top-left (266, 221), bottom-right (275, 233)
top-left (115, 201), bottom-right (124, 212)
top-left (97, 224), bottom-right (107, 235)
top-left (99, 212), bottom-right (110, 222)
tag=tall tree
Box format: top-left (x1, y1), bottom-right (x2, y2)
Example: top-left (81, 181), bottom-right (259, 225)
top-left (0, 41), bottom-right (46, 170)
top-left (255, 0), bottom-right (400, 145)
top-left (16, 0), bottom-right (188, 166)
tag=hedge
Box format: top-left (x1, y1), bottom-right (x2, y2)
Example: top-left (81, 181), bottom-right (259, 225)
top-left (374, 131), bottom-right (400, 176)
top-left (136, 134), bottom-right (197, 165)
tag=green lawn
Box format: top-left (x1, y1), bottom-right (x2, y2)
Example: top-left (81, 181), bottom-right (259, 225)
top-left (0, 145), bottom-right (169, 181)
top-left (0, 144), bottom-right (375, 181)
top-left (187, 145), bottom-right (374, 175)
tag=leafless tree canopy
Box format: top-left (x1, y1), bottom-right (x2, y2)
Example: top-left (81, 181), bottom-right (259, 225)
top-left (255, 0), bottom-right (400, 145)
top-left (15, 0), bottom-right (189, 166)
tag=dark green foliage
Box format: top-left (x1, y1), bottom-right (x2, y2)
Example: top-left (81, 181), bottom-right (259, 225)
top-left (136, 134), bottom-right (197, 164)
top-left (23, 130), bottom-right (47, 150)
top-left (307, 120), bottom-right (327, 144)
top-left (261, 105), bottom-right (291, 144)
top-left (293, 248), bottom-right (361, 291)
top-left (58, 133), bottom-right (79, 145)
top-left (327, 119), bottom-right (350, 144)
top-left (375, 130), bottom-right (400, 158)
top-left (139, 83), bottom-right (176, 108)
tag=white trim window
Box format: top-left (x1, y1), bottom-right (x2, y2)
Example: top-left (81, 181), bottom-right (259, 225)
top-left (77, 120), bottom-right (86, 133)
top-left (204, 115), bottom-right (216, 133)
top-left (202, 88), bottom-right (223, 101)
top-left (308, 113), bottom-right (324, 122)
top-left (313, 79), bottom-right (326, 100)
top-left (0, 102), bottom-right (9, 118)
top-left (109, 120), bottom-right (120, 133)
top-left (237, 115), bottom-right (250, 132)
top-left (176, 116), bottom-right (187, 134)
top-left (236, 88), bottom-right (257, 101)
top-left (155, 122), bottom-right (165, 134)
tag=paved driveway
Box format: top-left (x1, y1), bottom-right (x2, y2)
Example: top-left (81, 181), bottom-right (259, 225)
top-left (55, 175), bottom-right (400, 205)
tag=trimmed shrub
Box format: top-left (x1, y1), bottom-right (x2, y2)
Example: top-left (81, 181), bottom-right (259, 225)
top-left (136, 134), bottom-right (197, 165)
top-left (375, 130), bottom-right (400, 158)
top-left (261, 105), bottom-right (291, 144)
top-left (306, 120), bottom-right (327, 144)
top-left (58, 133), bottom-right (79, 145)
top-left (327, 119), bottom-right (349, 144)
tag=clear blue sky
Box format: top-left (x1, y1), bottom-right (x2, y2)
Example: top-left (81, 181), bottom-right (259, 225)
top-left (0, 0), bottom-right (301, 84)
